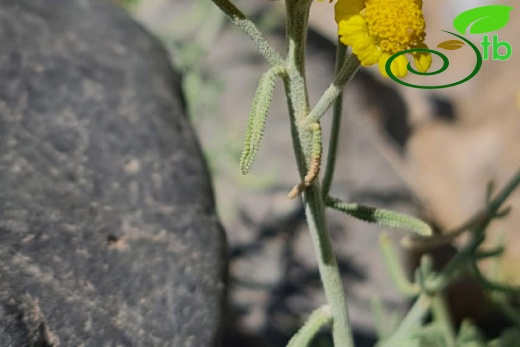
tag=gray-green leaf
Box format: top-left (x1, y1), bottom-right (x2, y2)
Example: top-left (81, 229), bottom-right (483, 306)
top-left (453, 5), bottom-right (513, 35)
top-left (239, 66), bottom-right (285, 175)
top-left (326, 197), bottom-right (432, 236)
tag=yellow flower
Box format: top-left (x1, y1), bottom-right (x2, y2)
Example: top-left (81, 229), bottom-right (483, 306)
top-left (334, 0), bottom-right (432, 78)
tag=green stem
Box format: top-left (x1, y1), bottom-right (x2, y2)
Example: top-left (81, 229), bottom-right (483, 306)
top-left (304, 185), bottom-right (355, 347)
top-left (431, 168), bottom-right (520, 291)
top-left (284, 0), bottom-right (312, 176)
top-left (488, 168), bottom-right (520, 212)
top-left (307, 53), bottom-right (360, 124)
top-left (379, 233), bottom-right (420, 297)
top-left (285, 0), bottom-right (311, 120)
top-left (371, 298), bottom-right (389, 340)
top-left (488, 240), bottom-right (520, 327)
top-left (431, 294), bottom-right (456, 347)
top-left (287, 306), bottom-right (332, 347)
top-left (322, 41), bottom-right (347, 198)
top-left (469, 258), bottom-right (520, 294)
top-left (210, 0), bottom-right (284, 67)
top-left (380, 294), bottom-right (431, 347)
top-left (283, 1), bottom-right (354, 346)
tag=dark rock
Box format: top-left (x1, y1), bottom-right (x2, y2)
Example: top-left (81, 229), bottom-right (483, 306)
top-left (0, 0), bottom-right (226, 346)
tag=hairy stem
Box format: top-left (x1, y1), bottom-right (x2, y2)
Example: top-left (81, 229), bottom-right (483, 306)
top-left (284, 1), bottom-right (354, 346)
top-left (380, 233), bottom-right (420, 296)
top-left (210, 0), bottom-right (284, 66)
top-left (432, 294), bottom-right (456, 347)
top-left (380, 294), bottom-right (431, 347)
top-left (307, 53), bottom-right (360, 124)
top-left (304, 185), bottom-right (354, 347)
top-left (287, 306), bottom-right (332, 347)
top-left (322, 41), bottom-right (347, 198)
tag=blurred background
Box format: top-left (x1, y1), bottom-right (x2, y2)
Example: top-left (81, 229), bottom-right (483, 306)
top-left (116, 0), bottom-right (519, 345)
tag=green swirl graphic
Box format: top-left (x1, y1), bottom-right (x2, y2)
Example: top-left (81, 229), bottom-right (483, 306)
top-left (386, 31), bottom-right (483, 89)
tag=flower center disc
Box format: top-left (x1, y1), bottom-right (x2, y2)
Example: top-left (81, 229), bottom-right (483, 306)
top-left (364, 0), bottom-right (426, 53)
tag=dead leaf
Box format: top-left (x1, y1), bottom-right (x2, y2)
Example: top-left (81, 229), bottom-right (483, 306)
top-left (437, 40), bottom-right (465, 50)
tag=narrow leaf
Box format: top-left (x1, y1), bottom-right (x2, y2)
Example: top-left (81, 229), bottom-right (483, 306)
top-left (286, 306), bottom-right (331, 347)
top-left (437, 40), bottom-right (465, 50)
top-left (326, 197), bottom-right (432, 236)
top-left (239, 66), bottom-right (284, 174)
top-left (453, 5), bottom-right (513, 35)
top-left (379, 234), bottom-right (420, 296)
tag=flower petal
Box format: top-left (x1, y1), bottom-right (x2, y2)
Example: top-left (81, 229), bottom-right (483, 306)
top-left (357, 44), bottom-right (382, 66)
top-left (338, 16), bottom-right (370, 48)
top-left (334, 0), bottom-right (429, 79)
top-left (412, 43), bottom-right (432, 73)
top-left (338, 15), bottom-right (367, 37)
top-left (390, 54), bottom-right (409, 78)
top-left (378, 52), bottom-right (392, 78)
top-left (334, 0), bottom-right (365, 23)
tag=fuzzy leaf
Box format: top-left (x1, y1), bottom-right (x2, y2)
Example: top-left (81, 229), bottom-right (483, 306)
top-left (287, 306), bottom-right (331, 347)
top-left (327, 197), bottom-right (432, 236)
top-left (453, 5), bottom-right (513, 35)
top-left (379, 234), bottom-right (420, 296)
top-left (437, 40), bottom-right (465, 50)
top-left (240, 66), bottom-right (284, 174)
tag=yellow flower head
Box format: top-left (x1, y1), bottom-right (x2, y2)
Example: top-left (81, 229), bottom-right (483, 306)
top-left (334, 0), bottom-right (432, 78)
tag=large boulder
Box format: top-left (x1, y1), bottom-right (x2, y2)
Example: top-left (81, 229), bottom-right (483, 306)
top-left (0, 0), bottom-right (226, 346)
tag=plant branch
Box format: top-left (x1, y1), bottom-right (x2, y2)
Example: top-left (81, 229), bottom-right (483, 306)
top-left (380, 233), bottom-right (420, 296)
top-left (431, 294), bottom-right (456, 347)
top-left (307, 52), bottom-right (360, 124)
top-left (283, 1), bottom-right (355, 346)
top-left (210, 0), bottom-right (284, 67)
top-left (430, 168), bottom-right (520, 291)
top-left (287, 305), bottom-right (332, 347)
top-left (322, 40), bottom-right (347, 198)
top-left (468, 258), bottom-right (520, 294)
top-left (380, 295), bottom-right (431, 347)
top-left (303, 185), bottom-right (355, 347)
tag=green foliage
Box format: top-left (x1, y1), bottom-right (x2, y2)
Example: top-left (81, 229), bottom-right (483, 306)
top-left (326, 197), bottom-right (432, 236)
top-left (456, 320), bottom-right (486, 347)
top-left (287, 306), bottom-right (332, 347)
top-left (240, 66), bottom-right (285, 175)
top-left (376, 171), bottom-right (520, 347)
top-left (209, 0), bottom-right (520, 346)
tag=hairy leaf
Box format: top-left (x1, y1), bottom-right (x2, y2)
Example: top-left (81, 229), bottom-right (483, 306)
top-left (240, 66), bottom-right (285, 174)
top-left (326, 197), bottom-right (432, 236)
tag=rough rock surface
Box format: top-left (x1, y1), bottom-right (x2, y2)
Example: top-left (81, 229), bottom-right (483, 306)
top-left (0, 0), bottom-right (226, 346)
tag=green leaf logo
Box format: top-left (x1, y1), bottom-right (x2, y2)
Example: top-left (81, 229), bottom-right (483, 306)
top-left (437, 40), bottom-right (465, 50)
top-left (453, 5), bottom-right (513, 35)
